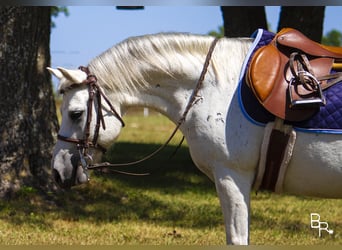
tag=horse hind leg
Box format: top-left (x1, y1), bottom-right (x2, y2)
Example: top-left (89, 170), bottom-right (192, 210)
top-left (213, 165), bottom-right (254, 245)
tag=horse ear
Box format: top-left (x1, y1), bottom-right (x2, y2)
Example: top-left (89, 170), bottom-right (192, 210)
top-left (57, 67), bottom-right (86, 84)
top-left (47, 67), bottom-right (63, 79)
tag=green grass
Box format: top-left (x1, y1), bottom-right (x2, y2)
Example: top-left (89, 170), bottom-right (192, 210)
top-left (0, 110), bottom-right (341, 245)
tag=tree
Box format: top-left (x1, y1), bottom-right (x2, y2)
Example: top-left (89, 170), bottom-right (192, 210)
top-left (208, 26), bottom-right (224, 38)
top-left (0, 7), bottom-right (59, 198)
top-left (322, 29), bottom-right (342, 46)
top-left (220, 7), bottom-right (268, 37)
top-left (277, 6), bottom-right (325, 42)
top-left (51, 6), bottom-right (69, 28)
top-left (220, 6), bottom-right (325, 42)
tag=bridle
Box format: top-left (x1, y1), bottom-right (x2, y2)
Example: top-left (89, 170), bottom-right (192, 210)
top-left (57, 66), bottom-right (125, 172)
top-left (57, 37), bottom-right (219, 178)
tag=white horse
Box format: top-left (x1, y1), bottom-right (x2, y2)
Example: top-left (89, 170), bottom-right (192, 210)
top-left (48, 33), bottom-right (342, 245)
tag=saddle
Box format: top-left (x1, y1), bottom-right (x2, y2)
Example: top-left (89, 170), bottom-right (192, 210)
top-left (247, 28), bottom-right (342, 121)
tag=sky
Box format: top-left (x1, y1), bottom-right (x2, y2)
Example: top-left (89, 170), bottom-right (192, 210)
top-left (50, 6), bottom-right (342, 80)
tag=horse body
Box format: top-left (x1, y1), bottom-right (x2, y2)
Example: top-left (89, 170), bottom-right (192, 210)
top-left (285, 133), bottom-right (342, 197)
top-left (49, 33), bottom-right (342, 245)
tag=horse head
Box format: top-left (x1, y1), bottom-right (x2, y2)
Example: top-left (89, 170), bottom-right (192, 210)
top-left (48, 67), bottom-right (124, 189)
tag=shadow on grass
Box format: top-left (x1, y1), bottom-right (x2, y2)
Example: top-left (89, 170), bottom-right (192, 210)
top-left (0, 142), bottom-right (222, 230)
top-left (102, 142), bottom-right (213, 192)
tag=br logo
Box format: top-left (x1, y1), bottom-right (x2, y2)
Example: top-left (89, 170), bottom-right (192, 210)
top-left (310, 213), bottom-right (334, 237)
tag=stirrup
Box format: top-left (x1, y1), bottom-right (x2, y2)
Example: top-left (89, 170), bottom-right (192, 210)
top-left (288, 71), bottom-right (326, 108)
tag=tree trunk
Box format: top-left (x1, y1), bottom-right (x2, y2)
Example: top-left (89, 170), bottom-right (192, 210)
top-left (221, 6), bottom-right (268, 37)
top-left (278, 6), bottom-right (325, 42)
top-left (0, 7), bottom-right (59, 198)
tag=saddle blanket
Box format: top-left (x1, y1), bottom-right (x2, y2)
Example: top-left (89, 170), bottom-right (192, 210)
top-left (238, 29), bottom-right (342, 134)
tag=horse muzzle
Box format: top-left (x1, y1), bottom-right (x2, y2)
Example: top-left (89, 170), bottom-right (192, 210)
top-left (52, 148), bottom-right (90, 189)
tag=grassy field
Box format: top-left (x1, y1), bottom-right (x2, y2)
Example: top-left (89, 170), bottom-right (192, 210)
top-left (0, 110), bottom-right (341, 245)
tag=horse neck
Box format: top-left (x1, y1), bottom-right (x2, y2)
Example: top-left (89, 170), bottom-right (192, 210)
top-left (121, 54), bottom-right (222, 124)
top-left (92, 36), bottom-right (252, 125)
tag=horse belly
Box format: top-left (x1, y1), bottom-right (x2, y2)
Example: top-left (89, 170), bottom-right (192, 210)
top-left (283, 132), bottom-right (342, 198)
top-left (185, 113), bottom-right (264, 182)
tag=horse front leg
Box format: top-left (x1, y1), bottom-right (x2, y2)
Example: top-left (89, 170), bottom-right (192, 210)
top-left (213, 165), bottom-right (254, 245)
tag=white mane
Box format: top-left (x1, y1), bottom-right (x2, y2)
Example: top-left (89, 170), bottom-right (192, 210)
top-left (87, 33), bottom-right (252, 94)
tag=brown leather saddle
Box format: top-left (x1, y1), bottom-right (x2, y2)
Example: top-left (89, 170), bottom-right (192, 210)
top-left (247, 28), bottom-right (342, 121)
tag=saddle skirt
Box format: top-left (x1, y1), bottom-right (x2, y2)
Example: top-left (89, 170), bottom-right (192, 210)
top-left (238, 29), bottom-right (342, 134)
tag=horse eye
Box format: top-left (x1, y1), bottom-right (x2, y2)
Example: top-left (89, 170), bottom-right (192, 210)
top-left (69, 111), bottom-right (83, 121)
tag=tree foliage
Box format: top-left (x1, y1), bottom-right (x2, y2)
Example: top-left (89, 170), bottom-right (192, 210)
top-left (51, 6), bottom-right (69, 28)
top-left (322, 29), bottom-right (342, 46)
top-left (208, 26), bottom-right (224, 38)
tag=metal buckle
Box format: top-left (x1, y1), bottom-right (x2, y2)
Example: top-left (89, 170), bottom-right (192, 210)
top-left (78, 147), bottom-right (92, 181)
top-left (288, 71), bottom-right (326, 108)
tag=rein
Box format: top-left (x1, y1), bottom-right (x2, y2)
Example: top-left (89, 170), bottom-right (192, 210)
top-left (58, 37), bottom-right (220, 176)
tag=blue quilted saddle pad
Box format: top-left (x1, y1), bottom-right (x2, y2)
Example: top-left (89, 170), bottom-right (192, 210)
top-left (238, 29), bottom-right (342, 134)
